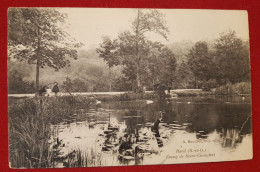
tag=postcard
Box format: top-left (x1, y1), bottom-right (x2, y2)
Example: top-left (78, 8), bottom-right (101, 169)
top-left (7, 8), bottom-right (252, 168)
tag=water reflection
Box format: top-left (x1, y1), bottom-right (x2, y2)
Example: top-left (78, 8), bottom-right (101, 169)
top-left (49, 96), bottom-right (252, 167)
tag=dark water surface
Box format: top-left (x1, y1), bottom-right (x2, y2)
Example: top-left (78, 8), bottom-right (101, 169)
top-left (50, 96), bottom-right (252, 167)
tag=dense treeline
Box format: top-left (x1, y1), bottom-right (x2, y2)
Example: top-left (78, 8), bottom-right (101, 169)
top-left (187, 31), bottom-right (250, 89)
top-left (8, 30), bottom-right (250, 93)
top-left (95, 30), bottom-right (250, 92)
top-left (8, 9), bottom-right (250, 94)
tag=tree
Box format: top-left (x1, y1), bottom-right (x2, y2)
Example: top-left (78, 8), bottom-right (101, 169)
top-left (214, 30), bottom-right (250, 84)
top-left (96, 36), bottom-right (120, 68)
top-left (124, 9), bottom-right (169, 91)
top-left (157, 46), bottom-right (177, 88)
top-left (175, 61), bottom-right (195, 89)
top-left (117, 39), bottom-right (176, 91)
top-left (8, 8), bottom-right (82, 94)
top-left (96, 36), bottom-right (120, 91)
top-left (97, 9), bottom-right (169, 92)
top-left (113, 76), bottom-right (133, 91)
top-left (147, 44), bottom-right (176, 89)
top-left (187, 41), bottom-right (213, 87)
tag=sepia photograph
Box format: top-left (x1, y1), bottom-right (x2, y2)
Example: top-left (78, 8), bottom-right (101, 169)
top-left (7, 8), bottom-right (252, 168)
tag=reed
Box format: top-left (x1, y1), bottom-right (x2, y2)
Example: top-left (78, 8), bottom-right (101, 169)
top-left (8, 96), bottom-right (93, 168)
top-left (73, 148), bottom-right (104, 167)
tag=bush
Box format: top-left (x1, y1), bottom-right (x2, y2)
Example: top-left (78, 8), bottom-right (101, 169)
top-left (176, 91), bottom-right (214, 97)
top-left (232, 82), bottom-right (251, 95)
top-left (202, 79), bottom-right (218, 91)
top-left (8, 74), bottom-right (35, 94)
top-left (62, 77), bottom-right (89, 92)
top-left (215, 82), bottom-right (251, 95)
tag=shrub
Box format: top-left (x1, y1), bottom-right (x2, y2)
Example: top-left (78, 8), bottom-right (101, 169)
top-left (232, 82), bottom-right (251, 95)
top-left (215, 82), bottom-right (251, 95)
top-left (8, 75), bottom-right (35, 94)
top-left (202, 79), bottom-right (218, 91)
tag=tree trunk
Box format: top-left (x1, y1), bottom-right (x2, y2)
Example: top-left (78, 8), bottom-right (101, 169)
top-left (36, 59), bottom-right (40, 94)
top-left (136, 64), bottom-right (143, 92)
top-left (36, 26), bottom-right (41, 95)
top-left (134, 10), bottom-right (142, 93)
top-left (136, 66), bottom-right (141, 87)
top-left (108, 66), bottom-right (111, 92)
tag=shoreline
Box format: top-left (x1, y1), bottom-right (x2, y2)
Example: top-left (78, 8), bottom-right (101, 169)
top-left (8, 89), bottom-right (251, 98)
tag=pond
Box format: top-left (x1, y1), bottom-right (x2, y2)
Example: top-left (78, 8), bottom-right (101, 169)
top-left (50, 96), bottom-right (252, 167)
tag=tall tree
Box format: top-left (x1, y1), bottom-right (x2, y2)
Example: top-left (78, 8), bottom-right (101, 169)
top-left (175, 61), bottom-right (195, 89)
top-left (187, 41), bottom-right (213, 87)
top-left (97, 9), bottom-right (169, 92)
top-left (8, 8), bottom-right (82, 94)
top-left (157, 46), bottom-right (177, 88)
top-left (214, 30), bottom-right (250, 84)
top-left (117, 38), bottom-right (176, 91)
top-left (96, 36), bottom-right (120, 91)
top-left (147, 44), bottom-right (176, 89)
top-left (128, 9), bottom-right (169, 91)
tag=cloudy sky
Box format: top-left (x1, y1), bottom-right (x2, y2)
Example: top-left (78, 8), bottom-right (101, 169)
top-left (59, 8), bottom-right (249, 49)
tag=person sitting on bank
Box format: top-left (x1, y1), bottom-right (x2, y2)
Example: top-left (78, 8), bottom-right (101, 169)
top-left (46, 86), bottom-right (52, 96)
top-left (52, 82), bottom-right (60, 96)
top-left (39, 86), bottom-right (47, 96)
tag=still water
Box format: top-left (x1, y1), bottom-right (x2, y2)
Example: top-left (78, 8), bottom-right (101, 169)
top-left (50, 96), bottom-right (252, 167)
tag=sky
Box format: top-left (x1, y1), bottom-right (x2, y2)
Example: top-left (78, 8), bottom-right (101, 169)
top-left (59, 8), bottom-right (249, 49)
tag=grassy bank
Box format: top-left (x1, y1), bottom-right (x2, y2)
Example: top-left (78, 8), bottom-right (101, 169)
top-left (8, 96), bottom-right (94, 168)
top-left (171, 82), bottom-right (251, 97)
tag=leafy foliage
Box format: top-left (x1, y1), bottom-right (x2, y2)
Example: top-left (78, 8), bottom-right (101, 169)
top-left (96, 36), bottom-right (120, 68)
top-left (8, 8), bottom-right (82, 91)
top-left (186, 31), bottom-right (250, 89)
top-left (214, 31), bottom-right (250, 84)
top-left (97, 9), bottom-right (172, 91)
top-left (62, 77), bottom-right (89, 92)
top-left (8, 60), bottom-right (35, 93)
top-left (215, 82), bottom-right (251, 95)
top-left (187, 41), bottom-right (213, 81)
top-left (8, 69), bottom-right (35, 94)
top-left (147, 45), bottom-right (176, 89)
top-left (174, 61), bottom-right (195, 89)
